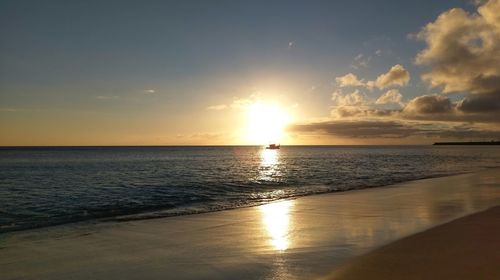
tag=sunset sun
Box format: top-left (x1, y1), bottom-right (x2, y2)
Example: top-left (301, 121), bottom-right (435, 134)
top-left (245, 102), bottom-right (291, 145)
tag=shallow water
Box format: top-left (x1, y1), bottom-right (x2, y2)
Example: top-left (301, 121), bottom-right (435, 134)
top-left (1, 145), bottom-right (500, 232)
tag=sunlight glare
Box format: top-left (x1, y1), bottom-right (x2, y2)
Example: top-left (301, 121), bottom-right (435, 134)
top-left (260, 200), bottom-right (293, 251)
top-left (258, 148), bottom-right (281, 182)
top-left (246, 102), bottom-right (290, 144)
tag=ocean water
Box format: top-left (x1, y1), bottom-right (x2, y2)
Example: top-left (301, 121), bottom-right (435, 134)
top-left (1, 145), bottom-right (500, 233)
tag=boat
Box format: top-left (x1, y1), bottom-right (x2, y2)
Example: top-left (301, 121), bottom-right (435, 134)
top-left (266, 143), bottom-right (280, 149)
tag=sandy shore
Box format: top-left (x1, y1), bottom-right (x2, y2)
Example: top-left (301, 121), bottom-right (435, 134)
top-left (1, 168), bottom-right (500, 279)
top-left (328, 206), bottom-right (500, 280)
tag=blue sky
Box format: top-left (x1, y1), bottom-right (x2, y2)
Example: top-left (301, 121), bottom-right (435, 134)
top-left (2, 0), bottom-right (499, 145)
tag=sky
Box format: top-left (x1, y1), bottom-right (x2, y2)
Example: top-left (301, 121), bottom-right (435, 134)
top-left (1, 0), bottom-right (500, 145)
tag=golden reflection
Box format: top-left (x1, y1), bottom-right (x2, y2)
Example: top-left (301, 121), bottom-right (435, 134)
top-left (258, 148), bottom-right (281, 182)
top-left (261, 148), bottom-right (279, 166)
top-left (260, 200), bottom-right (293, 251)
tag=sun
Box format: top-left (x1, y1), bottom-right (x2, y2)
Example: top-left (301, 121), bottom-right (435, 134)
top-left (245, 102), bottom-right (290, 144)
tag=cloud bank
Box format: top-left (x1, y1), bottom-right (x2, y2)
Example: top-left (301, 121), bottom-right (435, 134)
top-left (414, 0), bottom-right (500, 118)
top-left (291, 0), bottom-right (500, 141)
top-left (290, 120), bottom-right (500, 140)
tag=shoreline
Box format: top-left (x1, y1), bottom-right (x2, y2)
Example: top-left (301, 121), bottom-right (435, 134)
top-left (327, 206), bottom-right (500, 280)
top-left (1, 168), bottom-right (500, 279)
top-left (0, 169), bottom-right (480, 235)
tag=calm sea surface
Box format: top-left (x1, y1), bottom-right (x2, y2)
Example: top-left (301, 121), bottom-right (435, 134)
top-left (1, 146), bottom-right (500, 233)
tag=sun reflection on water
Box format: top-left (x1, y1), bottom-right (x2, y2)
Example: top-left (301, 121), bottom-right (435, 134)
top-left (260, 200), bottom-right (293, 251)
top-left (261, 148), bottom-right (279, 166)
top-left (258, 148), bottom-right (282, 182)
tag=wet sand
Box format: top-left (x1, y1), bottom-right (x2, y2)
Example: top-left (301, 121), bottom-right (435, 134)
top-left (328, 206), bottom-right (500, 280)
top-left (1, 168), bottom-right (500, 279)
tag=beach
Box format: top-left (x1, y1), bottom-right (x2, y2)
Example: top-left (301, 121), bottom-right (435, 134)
top-left (328, 206), bottom-right (500, 280)
top-left (1, 168), bottom-right (500, 279)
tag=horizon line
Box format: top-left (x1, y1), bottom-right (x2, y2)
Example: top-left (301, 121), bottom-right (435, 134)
top-left (0, 144), bottom-right (435, 148)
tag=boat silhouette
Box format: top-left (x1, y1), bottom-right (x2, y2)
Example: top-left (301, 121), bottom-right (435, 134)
top-left (266, 144), bottom-right (280, 149)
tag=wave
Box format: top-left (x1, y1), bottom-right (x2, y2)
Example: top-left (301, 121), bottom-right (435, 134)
top-left (0, 172), bottom-right (467, 234)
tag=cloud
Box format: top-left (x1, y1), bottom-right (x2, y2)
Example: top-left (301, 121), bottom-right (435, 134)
top-left (415, 0), bottom-right (500, 95)
top-left (370, 64), bottom-right (410, 89)
top-left (349, 49), bottom-right (387, 69)
top-left (327, 92), bottom-right (500, 123)
top-left (289, 1), bottom-right (500, 143)
top-left (327, 1), bottom-right (500, 126)
top-left (331, 89), bottom-right (371, 118)
top-left (332, 107), bottom-right (401, 119)
top-left (376, 89), bottom-right (403, 105)
top-left (290, 120), bottom-right (420, 138)
top-left (205, 94), bottom-right (262, 111)
top-left (289, 119), bottom-right (500, 139)
top-left (230, 95), bottom-right (257, 108)
top-left (206, 104), bottom-right (227, 110)
top-left (189, 133), bottom-right (222, 140)
top-left (142, 89), bottom-right (156, 94)
top-left (456, 93), bottom-right (500, 113)
top-left (335, 73), bottom-right (365, 87)
top-left (350, 53), bottom-right (371, 69)
top-left (96, 95), bottom-right (119, 100)
top-left (332, 89), bottom-right (366, 106)
top-left (403, 95), bottom-right (453, 115)
top-left (400, 0), bottom-right (500, 124)
top-left (333, 107), bottom-right (365, 118)
top-left (336, 64), bottom-right (410, 90)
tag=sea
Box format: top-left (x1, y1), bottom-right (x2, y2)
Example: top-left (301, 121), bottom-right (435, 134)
top-left (1, 145), bottom-right (500, 233)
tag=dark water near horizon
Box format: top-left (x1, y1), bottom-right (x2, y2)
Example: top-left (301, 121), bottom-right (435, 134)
top-left (1, 145), bottom-right (500, 233)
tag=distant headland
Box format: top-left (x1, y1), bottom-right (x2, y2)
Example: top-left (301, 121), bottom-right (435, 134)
top-left (433, 141), bottom-right (500, 145)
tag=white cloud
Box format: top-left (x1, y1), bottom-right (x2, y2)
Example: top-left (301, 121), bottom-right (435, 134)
top-left (337, 64), bottom-right (410, 91)
top-left (411, 0), bottom-right (500, 121)
top-left (332, 89), bottom-right (367, 106)
top-left (376, 89), bottom-right (403, 105)
top-left (335, 73), bottom-right (365, 87)
top-left (415, 0), bottom-right (500, 95)
top-left (371, 64), bottom-right (410, 89)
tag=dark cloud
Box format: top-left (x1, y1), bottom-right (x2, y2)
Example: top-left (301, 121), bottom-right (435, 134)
top-left (290, 120), bottom-right (421, 138)
top-left (400, 94), bottom-right (500, 122)
top-left (403, 95), bottom-right (453, 115)
top-left (329, 93), bottom-right (500, 123)
top-left (289, 120), bottom-right (500, 139)
top-left (332, 107), bottom-right (401, 118)
top-left (456, 92), bottom-right (500, 113)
